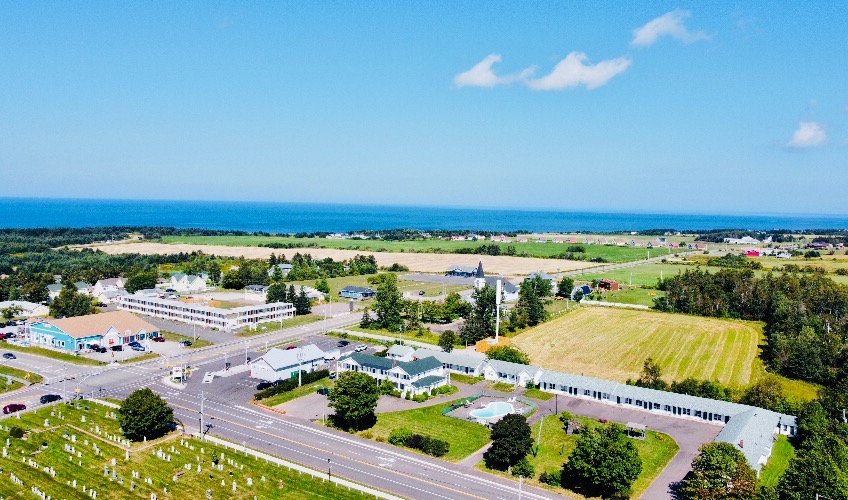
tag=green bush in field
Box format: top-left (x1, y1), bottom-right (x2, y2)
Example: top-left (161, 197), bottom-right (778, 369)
top-left (9, 426), bottom-right (23, 438)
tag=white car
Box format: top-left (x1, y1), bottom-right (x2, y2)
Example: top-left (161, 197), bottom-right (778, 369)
top-left (354, 344), bottom-right (367, 352)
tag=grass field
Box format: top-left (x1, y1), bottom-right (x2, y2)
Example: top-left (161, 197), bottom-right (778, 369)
top-left (362, 398), bottom-right (492, 462)
top-left (262, 377), bottom-right (334, 407)
top-left (512, 306), bottom-right (762, 386)
top-left (759, 435), bottom-right (794, 488)
top-left (160, 330), bottom-right (213, 348)
top-left (285, 273), bottom-right (469, 300)
top-left (0, 365), bottom-right (44, 384)
top-left (449, 373), bottom-right (483, 385)
top-left (235, 314), bottom-right (322, 337)
top-left (476, 415), bottom-right (679, 498)
top-left (159, 235), bottom-right (664, 263)
top-left (0, 401), bottom-right (370, 499)
top-left (1, 343), bottom-right (106, 366)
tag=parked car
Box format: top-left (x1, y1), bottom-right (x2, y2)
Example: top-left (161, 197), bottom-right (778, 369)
top-left (418, 290), bottom-right (425, 295)
top-left (110, 345), bottom-right (122, 351)
top-left (15, 320), bottom-right (24, 326)
top-left (3, 332), bottom-right (16, 339)
top-left (2, 352), bottom-right (15, 359)
top-left (354, 344), bottom-right (367, 352)
top-left (337, 340), bottom-right (350, 347)
top-left (0, 322), bottom-right (6, 328)
top-left (3, 403), bottom-right (25, 414)
top-left (130, 344), bottom-right (145, 352)
top-left (179, 340), bottom-right (192, 347)
top-left (316, 387), bottom-right (330, 396)
top-left (256, 381), bottom-right (275, 390)
top-left (165, 288), bottom-right (176, 293)
top-left (152, 336), bottom-right (165, 342)
top-left (128, 341), bottom-right (142, 347)
top-left (285, 345), bottom-right (297, 350)
top-left (39, 394), bottom-right (62, 404)
top-left (329, 373), bottom-right (336, 380)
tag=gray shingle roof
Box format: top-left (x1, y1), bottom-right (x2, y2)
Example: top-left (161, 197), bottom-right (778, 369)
top-left (486, 359), bottom-right (540, 377)
top-left (411, 375), bottom-right (448, 389)
top-left (254, 344), bottom-right (325, 370)
top-left (715, 408), bottom-right (785, 472)
top-left (414, 348), bottom-right (486, 370)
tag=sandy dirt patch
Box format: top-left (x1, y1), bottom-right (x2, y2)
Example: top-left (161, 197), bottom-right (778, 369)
top-left (85, 242), bottom-right (596, 276)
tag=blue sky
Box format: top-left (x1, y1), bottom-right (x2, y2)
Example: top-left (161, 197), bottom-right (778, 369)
top-left (1, 2), bottom-right (846, 214)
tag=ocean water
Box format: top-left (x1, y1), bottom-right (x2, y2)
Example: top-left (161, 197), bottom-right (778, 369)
top-left (1, 198), bottom-right (847, 233)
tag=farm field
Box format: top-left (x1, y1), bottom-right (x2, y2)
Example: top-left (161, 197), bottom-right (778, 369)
top-left (512, 306), bottom-right (762, 387)
top-left (90, 241), bottom-right (596, 275)
top-left (158, 234), bottom-right (666, 263)
top-left (0, 401), bottom-right (371, 499)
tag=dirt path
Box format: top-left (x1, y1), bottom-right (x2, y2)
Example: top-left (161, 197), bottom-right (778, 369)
top-left (83, 242), bottom-right (598, 276)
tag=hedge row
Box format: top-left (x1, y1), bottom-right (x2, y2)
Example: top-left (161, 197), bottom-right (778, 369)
top-left (255, 369), bottom-right (330, 400)
top-left (388, 428), bottom-right (449, 457)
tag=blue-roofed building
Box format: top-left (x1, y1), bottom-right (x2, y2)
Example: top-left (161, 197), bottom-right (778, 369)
top-left (338, 286), bottom-right (376, 300)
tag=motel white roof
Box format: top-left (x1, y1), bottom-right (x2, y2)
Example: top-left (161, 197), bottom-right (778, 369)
top-left (252, 344), bottom-right (325, 371)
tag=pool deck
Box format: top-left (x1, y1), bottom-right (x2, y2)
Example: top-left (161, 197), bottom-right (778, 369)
top-left (445, 395), bottom-right (532, 425)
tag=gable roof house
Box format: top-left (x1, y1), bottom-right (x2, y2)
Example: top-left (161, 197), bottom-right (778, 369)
top-left (46, 283), bottom-right (63, 300)
top-left (169, 273), bottom-right (208, 292)
top-left (445, 265), bottom-right (478, 278)
top-left (249, 344), bottom-right (326, 382)
top-left (337, 352), bottom-right (446, 396)
top-left (92, 277), bottom-right (125, 296)
top-left (97, 289), bottom-right (129, 304)
top-left (339, 286), bottom-right (375, 300)
top-left (386, 344), bottom-right (416, 362)
top-left (74, 281), bottom-right (92, 295)
top-left (481, 359), bottom-right (543, 387)
top-left (268, 264), bottom-right (293, 278)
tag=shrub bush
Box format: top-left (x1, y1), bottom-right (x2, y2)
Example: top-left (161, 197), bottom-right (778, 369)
top-left (421, 437), bottom-right (450, 457)
top-left (405, 433), bottom-right (425, 450)
top-left (539, 469), bottom-right (561, 486)
top-left (511, 457), bottom-right (535, 478)
top-left (412, 394), bottom-right (427, 403)
top-left (388, 428), bottom-right (412, 446)
top-left (9, 426), bottom-right (23, 438)
top-left (254, 369), bottom-right (329, 399)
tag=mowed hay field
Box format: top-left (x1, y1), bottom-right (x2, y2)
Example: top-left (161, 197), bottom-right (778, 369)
top-left (512, 306), bottom-right (761, 387)
top-left (86, 241), bottom-right (595, 275)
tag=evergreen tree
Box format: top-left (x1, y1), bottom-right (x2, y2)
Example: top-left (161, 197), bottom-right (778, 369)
top-left (483, 414), bottom-right (534, 471)
top-left (287, 284), bottom-right (296, 304)
top-left (266, 283), bottom-right (287, 304)
top-left (294, 286), bottom-right (311, 315)
top-left (372, 274), bottom-right (404, 331)
top-left (315, 277), bottom-right (330, 294)
top-left (460, 285), bottom-right (497, 345)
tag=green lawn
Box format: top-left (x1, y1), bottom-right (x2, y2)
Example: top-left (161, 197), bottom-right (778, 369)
top-left (235, 314), bottom-right (322, 337)
top-left (348, 326), bottom-right (442, 347)
top-left (0, 365), bottom-right (44, 384)
top-left (159, 235), bottom-right (672, 263)
top-left (0, 379), bottom-right (23, 394)
top-left (489, 382), bottom-right (518, 393)
top-left (261, 377), bottom-right (334, 407)
top-left (477, 415), bottom-right (678, 498)
top-left (759, 435), bottom-right (794, 488)
top-left (449, 373), bottom-right (484, 385)
top-left (117, 352), bottom-right (160, 364)
top-left (583, 287), bottom-right (664, 307)
top-left (577, 262), bottom-right (698, 287)
top-left (1, 343), bottom-right (106, 366)
top-left (160, 330), bottom-right (213, 348)
top-left (0, 401), bottom-right (371, 499)
top-left (523, 388), bottom-right (554, 401)
top-left (364, 398), bottom-right (492, 462)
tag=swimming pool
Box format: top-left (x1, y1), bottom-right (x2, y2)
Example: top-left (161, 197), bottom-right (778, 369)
top-left (469, 402), bottom-right (514, 420)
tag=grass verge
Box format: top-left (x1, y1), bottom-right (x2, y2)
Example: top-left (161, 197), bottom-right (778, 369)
top-left (449, 373), bottom-right (484, 385)
top-left (0, 365), bottom-right (44, 384)
top-left (1, 343), bottom-right (106, 366)
top-left (160, 330), bottom-right (213, 348)
top-left (759, 435), bottom-right (795, 488)
top-left (363, 398), bottom-right (491, 462)
top-left (261, 377), bottom-right (334, 407)
top-left (523, 388), bottom-right (554, 401)
top-left (235, 314), bottom-right (322, 337)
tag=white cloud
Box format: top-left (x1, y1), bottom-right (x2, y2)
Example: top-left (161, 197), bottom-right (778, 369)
top-left (631, 10), bottom-right (709, 47)
top-left (453, 54), bottom-right (533, 88)
top-left (526, 52), bottom-right (631, 91)
top-left (786, 122), bottom-right (827, 148)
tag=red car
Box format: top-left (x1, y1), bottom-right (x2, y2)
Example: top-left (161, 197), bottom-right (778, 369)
top-left (152, 336), bottom-right (165, 342)
top-left (285, 345), bottom-right (297, 350)
top-left (3, 403), bottom-right (26, 415)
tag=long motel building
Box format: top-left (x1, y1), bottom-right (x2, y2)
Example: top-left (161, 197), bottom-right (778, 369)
top-left (118, 294), bottom-right (294, 332)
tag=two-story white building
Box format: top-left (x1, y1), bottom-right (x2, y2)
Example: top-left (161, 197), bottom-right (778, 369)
top-left (337, 352), bottom-right (446, 396)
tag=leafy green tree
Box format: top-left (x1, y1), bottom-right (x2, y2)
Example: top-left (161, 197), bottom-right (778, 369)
top-left (438, 330), bottom-right (457, 353)
top-left (117, 388), bottom-right (174, 441)
top-left (372, 274), bottom-right (404, 331)
top-left (328, 371), bottom-right (379, 430)
top-left (679, 442), bottom-right (757, 500)
top-left (265, 283), bottom-right (287, 304)
top-left (443, 291), bottom-right (470, 320)
top-left (740, 375), bottom-right (786, 412)
top-left (635, 357), bottom-right (668, 391)
top-left (778, 435), bottom-right (848, 500)
top-left (483, 414), bottom-right (534, 471)
top-left (460, 285), bottom-right (497, 345)
top-left (205, 263), bottom-right (222, 285)
top-left (486, 346), bottom-right (530, 365)
top-left (220, 269), bottom-right (245, 290)
top-left (515, 277), bottom-right (547, 327)
top-left (557, 277), bottom-right (575, 297)
top-left (49, 284), bottom-right (95, 318)
top-left (1, 305), bottom-right (22, 321)
top-left (795, 400), bottom-right (830, 445)
top-left (270, 265), bottom-right (284, 283)
top-left (124, 271), bottom-right (157, 294)
top-left (315, 277), bottom-right (330, 294)
top-left (562, 423), bottom-right (642, 499)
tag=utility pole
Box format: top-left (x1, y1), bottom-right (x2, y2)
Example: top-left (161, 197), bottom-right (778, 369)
top-left (199, 391), bottom-right (205, 441)
top-left (518, 475), bottom-right (523, 500)
top-left (297, 350), bottom-right (303, 387)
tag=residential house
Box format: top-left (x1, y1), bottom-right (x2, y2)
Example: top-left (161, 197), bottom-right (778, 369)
top-left (168, 273), bottom-right (208, 293)
top-left (596, 279), bottom-right (620, 291)
top-left (723, 236), bottom-right (761, 245)
top-left (445, 265), bottom-right (478, 278)
top-left (46, 284), bottom-right (63, 300)
top-left (97, 289), bottom-right (128, 305)
top-left (92, 277), bottom-right (125, 297)
top-left (249, 344), bottom-right (326, 382)
top-left (28, 310), bottom-right (159, 352)
top-left (570, 285), bottom-right (592, 300)
top-left (268, 264), bottom-right (293, 278)
top-left (414, 348), bottom-right (487, 377)
top-left (339, 286), bottom-right (376, 300)
top-left (74, 281), bottom-right (93, 295)
top-left (473, 261), bottom-right (519, 302)
top-left (337, 352), bottom-right (446, 396)
top-left (244, 284), bottom-right (269, 301)
top-left (385, 344), bottom-right (416, 362)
